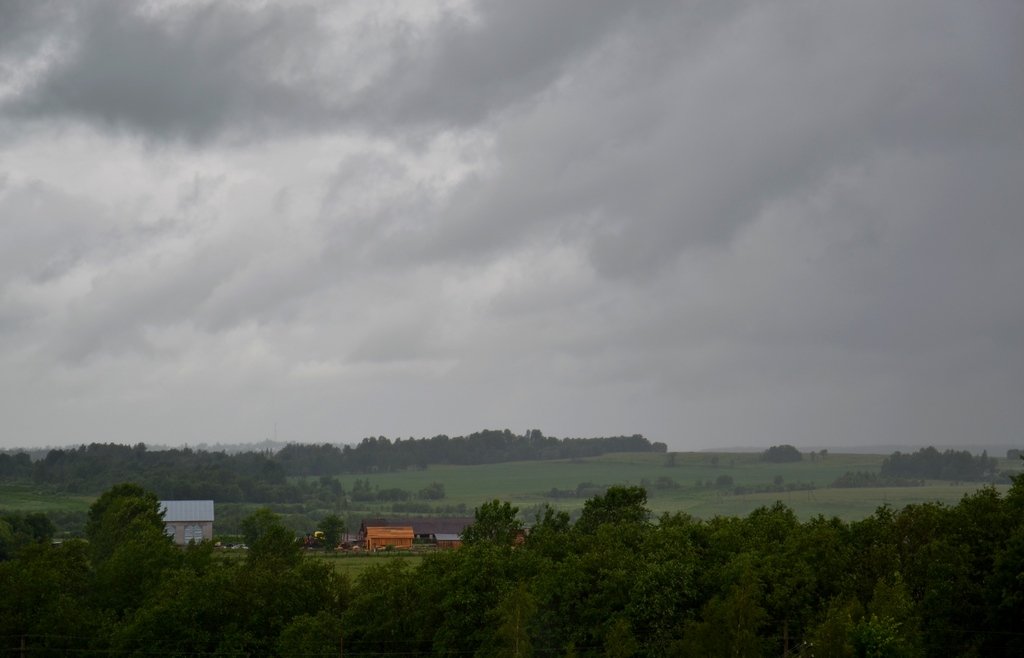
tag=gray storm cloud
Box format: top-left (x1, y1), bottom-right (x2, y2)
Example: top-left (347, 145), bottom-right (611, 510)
top-left (0, 0), bottom-right (1021, 450)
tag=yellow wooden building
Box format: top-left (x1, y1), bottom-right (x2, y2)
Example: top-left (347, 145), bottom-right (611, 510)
top-left (364, 526), bottom-right (414, 551)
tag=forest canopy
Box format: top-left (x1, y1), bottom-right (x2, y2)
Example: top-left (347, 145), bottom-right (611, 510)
top-left (2, 478), bottom-right (1024, 656)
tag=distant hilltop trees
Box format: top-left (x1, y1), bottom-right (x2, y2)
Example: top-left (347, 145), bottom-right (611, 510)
top-left (0, 430), bottom-right (664, 499)
top-left (276, 430), bottom-right (663, 475)
top-left (881, 446), bottom-right (997, 481)
top-left (759, 444), bottom-right (803, 463)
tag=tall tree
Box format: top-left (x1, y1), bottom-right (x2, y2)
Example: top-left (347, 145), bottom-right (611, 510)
top-left (86, 483), bottom-right (180, 616)
top-left (575, 485), bottom-right (649, 534)
top-left (241, 508), bottom-right (300, 567)
top-left (319, 513), bottom-right (346, 550)
top-left (462, 500), bottom-right (523, 546)
top-left (85, 482), bottom-right (168, 563)
top-left (489, 582), bottom-right (537, 658)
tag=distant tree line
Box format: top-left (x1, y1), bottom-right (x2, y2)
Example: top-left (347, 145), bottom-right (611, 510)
top-left (759, 444), bottom-right (803, 463)
top-left (0, 452), bottom-right (31, 478)
top-left (17, 442), bottom-right (300, 503)
top-left (881, 446), bottom-right (997, 481)
top-left (3, 479), bottom-right (1024, 656)
top-left (0, 430), bottom-right (662, 503)
top-left (275, 429), bottom-right (663, 474)
top-left (347, 478), bottom-right (447, 503)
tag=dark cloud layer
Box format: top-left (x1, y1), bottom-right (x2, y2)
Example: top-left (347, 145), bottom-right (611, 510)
top-left (5, 2), bottom-right (335, 142)
top-left (0, 1), bottom-right (1021, 449)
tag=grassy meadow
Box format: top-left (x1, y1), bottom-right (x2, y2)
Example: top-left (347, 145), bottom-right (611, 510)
top-left (3, 451), bottom-right (1019, 530)
top-left (0, 483), bottom-right (95, 513)
top-left (310, 553), bottom-right (424, 579)
top-left (210, 546), bottom-right (423, 579)
top-left (327, 450), bottom-right (1020, 521)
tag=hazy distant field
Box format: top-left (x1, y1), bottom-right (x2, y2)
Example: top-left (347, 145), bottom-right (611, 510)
top-left (4, 451), bottom-right (1019, 525)
top-left (328, 451), bottom-right (1021, 521)
top-left (663, 483), bottom-right (1014, 520)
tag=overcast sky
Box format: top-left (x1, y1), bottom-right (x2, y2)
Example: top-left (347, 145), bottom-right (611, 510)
top-left (1, 0), bottom-right (1022, 451)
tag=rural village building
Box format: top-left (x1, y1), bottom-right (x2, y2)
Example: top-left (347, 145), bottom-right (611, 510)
top-left (363, 526), bottom-right (414, 551)
top-left (434, 533), bottom-right (463, 549)
top-left (160, 500), bottom-right (214, 546)
top-left (359, 517), bottom-right (474, 550)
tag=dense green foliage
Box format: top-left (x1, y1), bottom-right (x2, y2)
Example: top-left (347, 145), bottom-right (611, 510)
top-left (0, 511), bottom-right (53, 560)
top-left (0, 452), bottom-right (32, 479)
top-left (3, 478), bottom-right (1024, 656)
top-left (0, 487), bottom-right (347, 657)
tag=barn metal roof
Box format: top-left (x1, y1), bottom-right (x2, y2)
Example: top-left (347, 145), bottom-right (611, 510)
top-left (434, 533), bottom-right (462, 541)
top-left (160, 500), bottom-right (215, 522)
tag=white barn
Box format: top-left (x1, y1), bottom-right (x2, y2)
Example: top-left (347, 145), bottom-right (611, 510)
top-left (160, 500), bottom-right (214, 545)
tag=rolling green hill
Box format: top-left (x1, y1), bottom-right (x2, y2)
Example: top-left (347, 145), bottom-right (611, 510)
top-left (322, 450), bottom-right (1019, 521)
top-left (4, 450), bottom-right (1019, 534)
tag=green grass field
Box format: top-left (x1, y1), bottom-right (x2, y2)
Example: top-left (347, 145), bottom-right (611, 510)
top-left (4, 452), bottom-right (1019, 527)
top-left (325, 451), bottom-right (1021, 521)
top-left (653, 483), bottom-right (1012, 520)
top-left (309, 553), bottom-right (424, 580)
top-left (215, 549), bottom-right (423, 581)
top-left (0, 483), bottom-right (94, 513)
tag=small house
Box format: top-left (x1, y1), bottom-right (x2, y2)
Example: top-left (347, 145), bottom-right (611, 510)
top-left (160, 500), bottom-right (214, 546)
